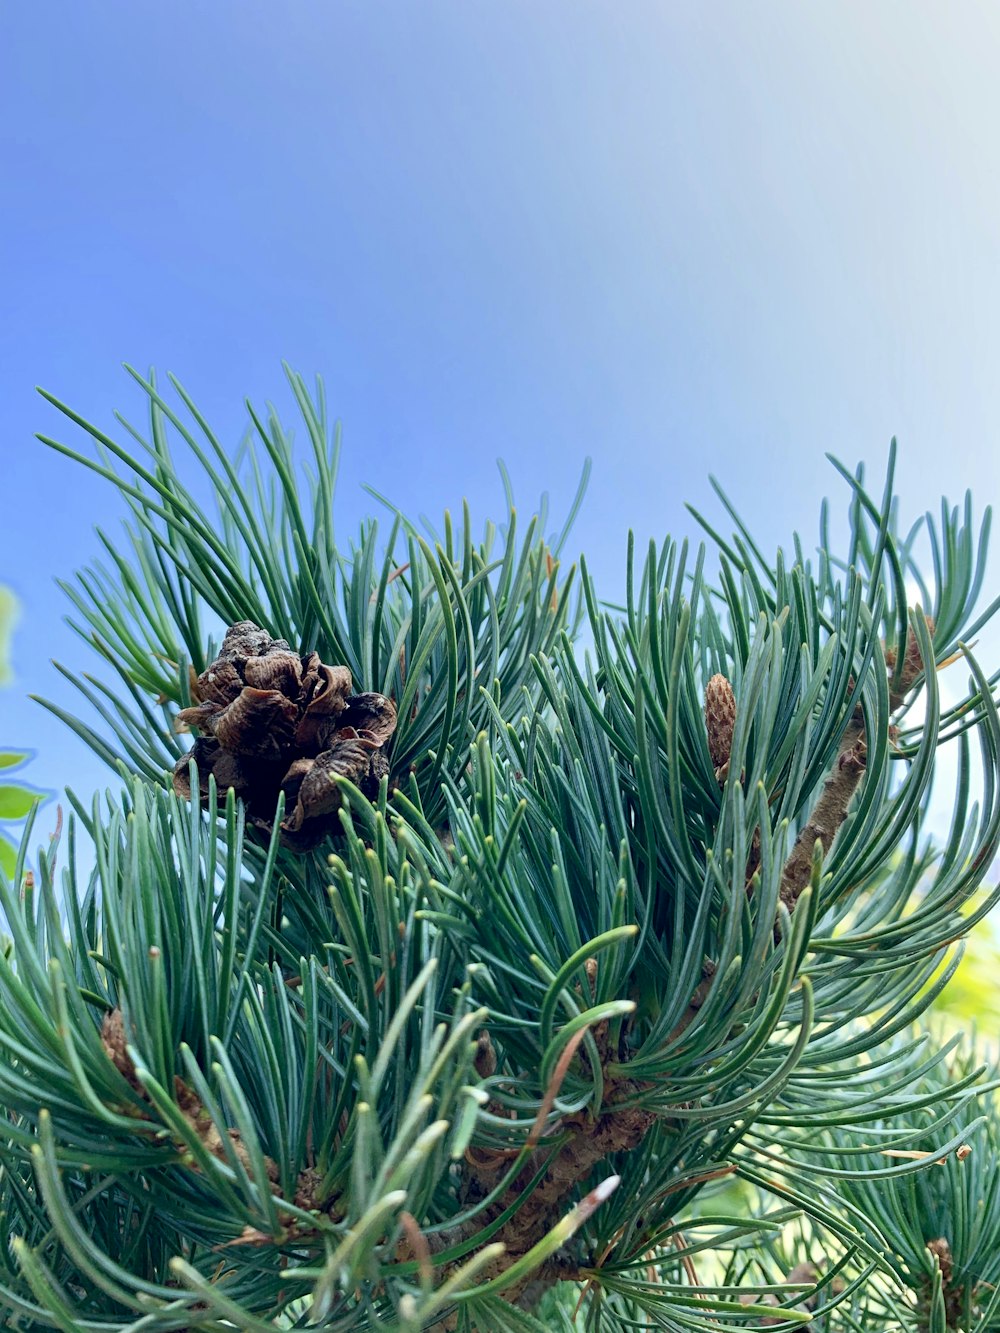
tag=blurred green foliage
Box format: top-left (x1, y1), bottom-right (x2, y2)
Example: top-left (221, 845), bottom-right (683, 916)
top-left (0, 585), bottom-right (43, 876)
top-left (0, 586), bottom-right (16, 687)
top-left (929, 894), bottom-right (1000, 1046)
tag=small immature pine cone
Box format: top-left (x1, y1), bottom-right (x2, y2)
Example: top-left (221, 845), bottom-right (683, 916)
top-left (474, 1030), bottom-right (497, 1079)
top-left (294, 1166), bottom-right (323, 1211)
top-left (101, 1008), bottom-right (143, 1093)
top-left (926, 1237), bottom-right (953, 1287)
top-left (885, 614), bottom-right (936, 700)
top-left (925, 1237), bottom-right (962, 1330)
top-left (705, 673), bottom-right (737, 775)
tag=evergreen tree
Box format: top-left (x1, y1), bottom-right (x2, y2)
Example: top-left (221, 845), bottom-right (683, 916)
top-left (2, 368), bottom-right (1000, 1330)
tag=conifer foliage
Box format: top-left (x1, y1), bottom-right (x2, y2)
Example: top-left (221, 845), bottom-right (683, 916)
top-left (2, 367), bottom-right (1000, 1330)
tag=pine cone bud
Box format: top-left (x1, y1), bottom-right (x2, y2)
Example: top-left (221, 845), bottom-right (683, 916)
top-left (902, 614), bottom-right (935, 688)
top-left (926, 1237), bottom-right (953, 1286)
top-left (925, 1236), bottom-right (960, 1328)
top-left (705, 673), bottom-right (736, 775)
top-left (886, 614), bottom-right (936, 701)
top-left (100, 1008), bottom-right (142, 1092)
top-left (474, 1029), bottom-right (497, 1079)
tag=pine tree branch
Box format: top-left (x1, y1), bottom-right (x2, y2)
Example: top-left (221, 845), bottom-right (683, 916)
top-left (779, 716), bottom-right (867, 916)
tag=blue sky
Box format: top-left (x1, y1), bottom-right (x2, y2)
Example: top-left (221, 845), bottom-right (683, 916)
top-left (3, 2), bottom-right (1000, 840)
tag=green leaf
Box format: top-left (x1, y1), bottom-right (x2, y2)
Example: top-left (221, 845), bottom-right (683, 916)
top-left (0, 785), bottom-right (40, 821)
